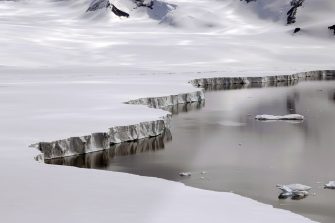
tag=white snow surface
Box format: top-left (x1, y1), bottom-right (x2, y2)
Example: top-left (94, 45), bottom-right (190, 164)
top-left (0, 0), bottom-right (335, 73)
top-left (1, 0), bottom-right (333, 222)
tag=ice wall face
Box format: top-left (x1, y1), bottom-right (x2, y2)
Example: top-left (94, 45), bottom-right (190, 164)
top-left (126, 90), bottom-right (205, 109)
top-left (45, 129), bottom-right (172, 168)
top-left (190, 70), bottom-right (335, 88)
top-left (37, 117), bottom-right (170, 159)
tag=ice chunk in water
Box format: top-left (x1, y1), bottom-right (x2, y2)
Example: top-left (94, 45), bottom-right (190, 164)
top-left (324, 181), bottom-right (335, 189)
top-left (276, 184), bottom-right (311, 200)
top-left (179, 172), bottom-right (192, 177)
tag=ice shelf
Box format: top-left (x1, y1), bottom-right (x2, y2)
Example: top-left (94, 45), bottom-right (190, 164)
top-left (34, 70), bottom-right (335, 160)
top-left (35, 90), bottom-right (204, 159)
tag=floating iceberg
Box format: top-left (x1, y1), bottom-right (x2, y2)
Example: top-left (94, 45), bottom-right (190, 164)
top-left (277, 184), bottom-right (311, 200)
top-left (324, 181), bottom-right (335, 189)
top-left (255, 114), bottom-right (304, 121)
top-left (179, 172), bottom-right (192, 177)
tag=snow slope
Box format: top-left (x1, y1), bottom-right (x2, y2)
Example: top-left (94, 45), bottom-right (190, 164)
top-left (0, 0), bottom-right (334, 222)
top-left (0, 0), bottom-right (334, 72)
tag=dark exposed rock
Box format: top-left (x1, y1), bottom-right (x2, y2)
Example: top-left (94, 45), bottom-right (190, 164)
top-left (111, 4), bottom-right (129, 17)
top-left (287, 0), bottom-right (305, 25)
top-left (328, 25), bottom-right (335, 35)
top-left (240, 0), bottom-right (257, 3)
top-left (86, 0), bottom-right (129, 18)
top-left (134, 0), bottom-right (154, 9)
top-left (86, 0), bottom-right (110, 12)
top-left (293, 27), bottom-right (301, 33)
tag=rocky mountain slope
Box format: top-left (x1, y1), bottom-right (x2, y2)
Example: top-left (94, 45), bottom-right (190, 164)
top-left (84, 0), bottom-right (334, 35)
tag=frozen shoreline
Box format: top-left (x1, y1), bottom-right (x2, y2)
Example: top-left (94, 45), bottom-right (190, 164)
top-left (35, 70), bottom-right (334, 160)
top-left (0, 69), bottom-right (322, 223)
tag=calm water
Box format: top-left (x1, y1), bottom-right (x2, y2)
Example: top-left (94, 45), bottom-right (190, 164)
top-left (47, 81), bottom-right (335, 223)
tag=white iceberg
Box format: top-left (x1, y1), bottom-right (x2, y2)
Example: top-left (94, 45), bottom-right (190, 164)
top-left (324, 181), bottom-right (335, 189)
top-left (277, 184), bottom-right (312, 192)
top-left (277, 184), bottom-right (311, 200)
top-left (179, 172), bottom-right (192, 177)
top-left (255, 114), bottom-right (304, 121)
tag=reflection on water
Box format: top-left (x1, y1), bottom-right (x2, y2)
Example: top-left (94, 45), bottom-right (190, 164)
top-left (163, 100), bottom-right (205, 115)
top-left (204, 75), bottom-right (335, 91)
top-left (46, 81), bottom-right (335, 223)
top-left (204, 81), bottom-right (297, 91)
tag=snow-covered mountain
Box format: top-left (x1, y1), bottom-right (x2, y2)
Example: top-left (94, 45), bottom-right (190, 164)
top-left (88, 0), bottom-right (334, 31)
top-left (82, 0), bottom-right (334, 32)
top-left (0, 0), bottom-right (334, 72)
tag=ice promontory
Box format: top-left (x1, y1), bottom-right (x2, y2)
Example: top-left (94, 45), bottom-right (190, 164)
top-left (37, 117), bottom-right (170, 160)
top-left (35, 90), bottom-right (204, 160)
top-left (126, 90), bottom-right (205, 109)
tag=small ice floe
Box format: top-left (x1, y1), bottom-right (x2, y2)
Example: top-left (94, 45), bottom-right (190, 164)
top-left (255, 114), bottom-right (304, 121)
top-left (324, 181), bottom-right (335, 189)
top-left (179, 172), bottom-right (192, 177)
top-left (277, 184), bottom-right (312, 200)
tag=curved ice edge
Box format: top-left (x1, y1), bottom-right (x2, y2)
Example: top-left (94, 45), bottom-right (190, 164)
top-left (33, 69), bottom-right (335, 160)
top-left (32, 90), bottom-right (205, 160)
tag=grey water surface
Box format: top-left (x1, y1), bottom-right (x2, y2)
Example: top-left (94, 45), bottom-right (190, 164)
top-left (47, 80), bottom-right (335, 223)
